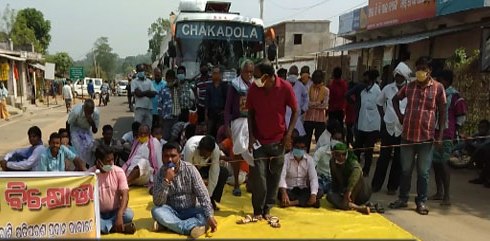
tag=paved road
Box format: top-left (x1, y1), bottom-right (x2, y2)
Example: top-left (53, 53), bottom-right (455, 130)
top-left (1, 96), bottom-right (489, 241)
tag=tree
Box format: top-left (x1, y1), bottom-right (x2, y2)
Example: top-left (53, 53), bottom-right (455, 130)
top-left (11, 8), bottom-right (51, 53)
top-left (148, 17), bottom-right (170, 62)
top-left (0, 4), bottom-right (16, 41)
top-left (45, 52), bottom-right (73, 77)
top-left (93, 37), bottom-right (118, 80)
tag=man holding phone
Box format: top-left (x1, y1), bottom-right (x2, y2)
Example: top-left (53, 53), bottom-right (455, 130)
top-left (152, 142), bottom-right (217, 239)
top-left (246, 61), bottom-right (299, 221)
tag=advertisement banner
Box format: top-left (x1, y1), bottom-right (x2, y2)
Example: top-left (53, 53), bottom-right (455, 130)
top-left (0, 172), bottom-right (100, 239)
top-left (436, 0), bottom-right (485, 16)
top-left (367, 0), bottom-right (436, 30)
top-left (339, 11), bottom-right (354, 35)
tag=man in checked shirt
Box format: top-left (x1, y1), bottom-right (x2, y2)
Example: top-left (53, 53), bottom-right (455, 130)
top-left (151, 142), bottom-right (218, 238)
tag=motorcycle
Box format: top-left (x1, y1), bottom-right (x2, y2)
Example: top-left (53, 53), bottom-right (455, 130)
top-left (101, 92), bottom-right (109, 106)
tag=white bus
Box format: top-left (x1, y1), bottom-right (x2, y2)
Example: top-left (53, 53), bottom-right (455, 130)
top-left (169, 0), bottom-right (266, 80)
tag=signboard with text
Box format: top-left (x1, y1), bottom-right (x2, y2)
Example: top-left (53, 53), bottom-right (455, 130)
top-left (176, 21), bottom-right (264, 41)
top-left (0, 172), bottom-right (100, 239)
top-left (339, 11), bottom-right (354, 35)
top-left (436, 0), bottom-right (488, 16)
top-left (69, 67), bottom-right (85, 80)
top-left (367, 0), bottom-right (436, 30)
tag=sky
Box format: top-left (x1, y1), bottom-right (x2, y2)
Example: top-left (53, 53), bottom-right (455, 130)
top-left (0, 0), bottom-right (367, 60)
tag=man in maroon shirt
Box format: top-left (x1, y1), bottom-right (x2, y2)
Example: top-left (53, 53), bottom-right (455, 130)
top-left (247, 61), bottom-right (299, 221)
top-left (328, 67), bottom-right (348, 127)
top-left (389, 56), bottom-right (446, 215)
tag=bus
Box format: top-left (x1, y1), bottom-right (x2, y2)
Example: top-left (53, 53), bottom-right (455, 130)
top-left (168, 0), bottom-right (267, 81)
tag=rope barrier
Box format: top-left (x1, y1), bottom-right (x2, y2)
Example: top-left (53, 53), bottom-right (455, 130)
top-left (186, 134), bottom-right (490, 167)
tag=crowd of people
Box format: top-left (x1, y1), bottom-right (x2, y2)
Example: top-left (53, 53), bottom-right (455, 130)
top-left (1, 57), bottom-right (490, 239)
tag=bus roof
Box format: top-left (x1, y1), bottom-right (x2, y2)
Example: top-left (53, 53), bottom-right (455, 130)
top-left (175, 12), bottom-right (264, 26)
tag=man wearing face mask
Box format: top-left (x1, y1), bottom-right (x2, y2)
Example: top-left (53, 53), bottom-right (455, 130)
top-left (224, 60), bottom-right (255, 196)
top-left (176, 66), bottom-right (196, 122)
top-left (89, 146), bottom-right (136, 234)
top-left (37, 132), bottom-right (86, 171)
top-left (158, 70), bottom-right (180, 141)
top-left (328, 142), bottom-right (372, 215)
top-left (372, 62), bottom-right (411, 195)
top-left (390, 56), bottom-right (447, 215)
top-left (246, 61), bottom-right (299, 221)
top-left (183, 135), bottom-right (229, 211)
top-left (278, 136), bottom-right (320, 208)
top-left (122, 124), bottom-right (163, 187)
top-left (131, 64), bottom-right (157, 128)
top-left (285, 66), bottom-right (308, 137)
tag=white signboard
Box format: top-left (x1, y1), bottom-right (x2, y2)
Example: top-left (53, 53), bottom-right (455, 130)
top-left (44, 62), bottom-right (55, 80)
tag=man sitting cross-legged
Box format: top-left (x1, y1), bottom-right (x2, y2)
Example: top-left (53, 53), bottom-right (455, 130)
top-left (0, 126), bottom-right (45, 171)
top-left (93, 125), bottom-right (124, 166)
top-left (89, 145), bottom-right (135, 234)
top-left (278, 136), bottom-right (321, 208)
top-left (37, 132), bottom-right (86, 171)
top-left (327, 142), bottom-right (372, 215)
top-left (152, 142), bottom-right (218, 239)
top-left (122, 124), bottom-right (162, 187)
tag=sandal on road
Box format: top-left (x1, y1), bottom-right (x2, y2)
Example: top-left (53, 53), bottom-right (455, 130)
top-left (236, 215), bottom-right (260, 224)
top-left (389, 200), bottom-right (408, 209)
top-left (416, 203), bottom-right (429, 215)
top-left (267, 216), bottom-right (281, 228)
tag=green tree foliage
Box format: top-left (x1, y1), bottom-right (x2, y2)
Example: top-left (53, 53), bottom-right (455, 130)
top-left (45, 52), bottom-right (74, 77)
top-left (11, 8), bottom-right (51, 53)
top-left (0, 4), bottom-right (16, 41)
top-left (148, 17), bottom-right (170, 62)
top-left (93, 37), bottom-right (118, 80)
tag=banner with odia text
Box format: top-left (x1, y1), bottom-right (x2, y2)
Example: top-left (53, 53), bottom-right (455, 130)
top-left (0, 172), bottom-right (100, 239)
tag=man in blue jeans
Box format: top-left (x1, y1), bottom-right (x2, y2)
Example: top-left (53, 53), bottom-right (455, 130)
top-left (390, 56), bottom-right (447, 215)
top-left (152, 142), bottom-right (217, 239)
top-left (246, 61), bottom-right (298, 221)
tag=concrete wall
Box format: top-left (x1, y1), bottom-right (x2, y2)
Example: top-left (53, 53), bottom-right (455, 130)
top-left (283, 22), bottom-right (332, 57)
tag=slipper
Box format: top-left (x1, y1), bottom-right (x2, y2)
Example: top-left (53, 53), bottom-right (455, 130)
top-left (267, 216), bottom-right (281, 228)
top-left (375, 203), bottom-right (385, 213)
top-left (236, 215), bottom-right (259, 224)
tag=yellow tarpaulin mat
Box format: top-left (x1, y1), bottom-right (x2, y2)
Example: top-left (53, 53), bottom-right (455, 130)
top-left (105, 186), bottom-right (418, 239)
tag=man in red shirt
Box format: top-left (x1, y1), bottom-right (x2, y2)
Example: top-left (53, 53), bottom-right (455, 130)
top-left (389, 56), bottom-right (446, 215)
top-left (328, 67), bottom-right (348, 127)
top-left (246, 61), bottom-right (299, 221)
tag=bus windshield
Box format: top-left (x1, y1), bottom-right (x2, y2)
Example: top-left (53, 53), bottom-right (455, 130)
top-left (175, 20), bottom-right (265, 80)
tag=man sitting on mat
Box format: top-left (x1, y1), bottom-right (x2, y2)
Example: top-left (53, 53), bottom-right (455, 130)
top-left (152, 142), bottom-right (217, 239)
top-left (327, 142), bottom-right (372, 215)
top-left (278, 136), bottom-right (321, 208)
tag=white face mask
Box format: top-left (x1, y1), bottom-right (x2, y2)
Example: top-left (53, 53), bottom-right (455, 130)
top-left (254, 78), bottom-right (265, 88)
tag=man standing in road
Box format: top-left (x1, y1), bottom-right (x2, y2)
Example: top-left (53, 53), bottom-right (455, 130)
top-left (246, 61), bottom-right (299, 221)
top-left (67, 98), bottom-right (100, 167)
top-left (127, 74), bottom-right (134, 112)
top-left (205, 66), bottom-right (228, 138)
top-left (389, 56), bottom-right (447, 215)
top-left (196, 63), bottom-right (210, 124)
top-left (99, 80), bottom-right (110, 106)
top-left (152, 68), bottom-right (166, 128)
top-left (328, 67), bottom-right (348, 127)
top-left (87, 79), bottom-right (95, 99)
top-left (62, 80), bottom-right (73, 113)
top-left (0, 82), bottom-right (10, 120)
top-left (132, 64), bottom-right (157, 128)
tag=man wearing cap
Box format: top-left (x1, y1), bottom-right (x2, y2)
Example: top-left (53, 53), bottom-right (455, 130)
top-left (371, 62), bottom-right (411, 194)
top-left (327, 143), bottom-right (372, 215)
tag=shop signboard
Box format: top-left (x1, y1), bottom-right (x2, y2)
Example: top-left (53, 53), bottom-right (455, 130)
top-left (339, 11), bottom-right (354, 35)
top-left (437, 0), bottom-right (488, 16)
top-left (367, 0), bottom-right (436, 30)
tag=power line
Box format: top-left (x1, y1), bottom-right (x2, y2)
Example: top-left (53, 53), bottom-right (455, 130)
top-left (268, 0), bottom-right (333, 11)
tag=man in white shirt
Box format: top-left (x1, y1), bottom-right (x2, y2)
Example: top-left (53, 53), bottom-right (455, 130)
top-left (132, 64), bottom-right (157, 128)
top-left (278, 136), bottom-right (320, 208)
top-left (1, 126), bottom-right (45, 171)
top-left (183, 135), bottom-right (229, 210)
top-left (122, 124), bottom-right (162, 187)
top-left (62, 81), bottom-right (73, 113)
top-left (67, 99), bottom-right (100, 167)
top-left (354, 70), bottom-right (382, 177)
top-left (372, 62), bottom-right (411, 194)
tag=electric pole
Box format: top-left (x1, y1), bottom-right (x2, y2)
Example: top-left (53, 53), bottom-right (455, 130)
top-left (259, 0), bottom-right (264, 19)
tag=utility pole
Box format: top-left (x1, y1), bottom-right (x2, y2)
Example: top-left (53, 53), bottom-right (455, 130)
top-left (259, 0), bottom-right (264, 19)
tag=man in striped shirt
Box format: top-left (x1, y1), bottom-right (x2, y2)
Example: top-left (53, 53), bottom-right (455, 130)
top-left (389, 56), bottom-right (446, 215)
top-left (152, 142), bottom-right (217, 238)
